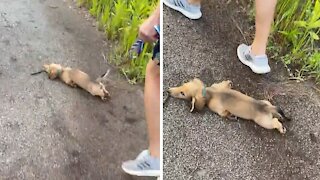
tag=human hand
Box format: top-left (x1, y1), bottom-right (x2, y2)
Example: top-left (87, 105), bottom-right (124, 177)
top-left (139, 5), bottom-right (160, 42)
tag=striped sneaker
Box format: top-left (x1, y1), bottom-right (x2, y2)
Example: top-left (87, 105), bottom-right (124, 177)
top-left (122, 150), bottom-right (160, 177)
top-left (237, 44), bottom-right (271, 74)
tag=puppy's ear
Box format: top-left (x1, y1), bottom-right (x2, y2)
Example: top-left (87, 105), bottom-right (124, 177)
top-left (190, 97), bottom-right (196, 112)
top-left (194, 92), bottom-right (206, 111)
top-left (190, 93), bottom-right (206, 112)
top-left (48, 69), bottom-right (57, 79)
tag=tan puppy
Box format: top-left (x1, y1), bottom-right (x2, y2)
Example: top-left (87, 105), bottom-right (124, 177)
top-left (43, 63), bottom-right (110, 100)
top-left (168, 78), bottom-right (290, 134)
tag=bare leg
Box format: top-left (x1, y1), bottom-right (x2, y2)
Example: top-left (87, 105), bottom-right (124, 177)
top-left (251, 0), bottom-right (277, 55)
top-left (145, 60), bottom-right (160, 158)
top-left (188, 0), bottom-right (201, 5)
top-left (261, 100), bottom-right (272, 106)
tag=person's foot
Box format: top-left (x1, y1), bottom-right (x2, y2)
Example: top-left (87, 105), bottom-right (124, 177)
top-left (163, 0), bottom-right (202, 20)
top-left (122, 150), bottom-right (160, 177)
top-left (237, 44), bottom-right (271, 74)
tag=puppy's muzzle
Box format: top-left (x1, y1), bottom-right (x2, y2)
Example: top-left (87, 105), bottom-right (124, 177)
top-left (167, 88), bottom-right (174, 96)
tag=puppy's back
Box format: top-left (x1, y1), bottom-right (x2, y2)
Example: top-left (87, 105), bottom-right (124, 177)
top-left (69, 69), bottom-right (92, 89)
top-left (208, 88), bottom-right (264, 120)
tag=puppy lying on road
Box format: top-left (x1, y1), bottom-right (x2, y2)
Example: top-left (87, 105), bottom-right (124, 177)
top-left (168, 78), bottom-right (290, 134)
top-left (43, 63), bottom-right (110, 100)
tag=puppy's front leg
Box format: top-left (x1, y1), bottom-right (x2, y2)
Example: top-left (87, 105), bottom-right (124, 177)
top-left (190, 97), bottom-right (196, 112)
top-left (216, 110), bottom-right (229, 117)
top-left (69, 81), bottom-right (77, 88)
top-left (226, 114), bottom-right (238, 121)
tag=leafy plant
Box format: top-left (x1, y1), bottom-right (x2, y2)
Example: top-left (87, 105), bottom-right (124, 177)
top-left (272, 0), bottom-right (320, 82)
top-left (78, 0), bottom-right (158, 83)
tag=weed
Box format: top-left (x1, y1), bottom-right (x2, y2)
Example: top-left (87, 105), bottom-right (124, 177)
top-left (273, 0), bottom-right (320, 83)
top-left (78, 0), bottom-right (158, 83)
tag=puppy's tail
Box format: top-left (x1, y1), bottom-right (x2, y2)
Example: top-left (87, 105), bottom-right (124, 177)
top-left (266, 105), bottom-right (291, 121)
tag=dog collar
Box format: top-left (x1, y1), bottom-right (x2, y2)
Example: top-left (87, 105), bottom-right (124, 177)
top-left (49, 68), bottom-right (62, 77)
top-left (56, 68), bottom-right (62, 77)
top-left (202, 85), bottom-right (206, 97)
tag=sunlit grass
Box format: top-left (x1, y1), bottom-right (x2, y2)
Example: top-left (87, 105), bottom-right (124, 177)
top-left (78, 0), bottom-right (158, 84)
top-left (272, 0), bottom-right (320, 82)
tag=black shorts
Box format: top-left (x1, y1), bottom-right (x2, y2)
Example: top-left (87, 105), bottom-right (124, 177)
top-left (152, 40), bottom-right (160, 66)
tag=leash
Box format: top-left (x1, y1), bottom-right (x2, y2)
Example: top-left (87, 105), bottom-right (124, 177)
top-left (30, 70), bottom-right (46, 75)
top-left (30, 68), bottom-right (62, 76)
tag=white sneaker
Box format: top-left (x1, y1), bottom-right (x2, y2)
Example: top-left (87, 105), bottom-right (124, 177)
top-left (237, 44), bottom-right (271, 74)
top-left (122, 150), bottom-right (160, 177)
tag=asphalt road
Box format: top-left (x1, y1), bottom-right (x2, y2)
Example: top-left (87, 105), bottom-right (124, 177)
top-left (0, 0), bottom-right (153, 179)
top-left (163, 1), bottom-right (320, 179)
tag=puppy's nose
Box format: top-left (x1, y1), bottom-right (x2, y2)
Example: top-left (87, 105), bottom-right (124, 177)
top-left (104, 91), bottom-right (110, 98)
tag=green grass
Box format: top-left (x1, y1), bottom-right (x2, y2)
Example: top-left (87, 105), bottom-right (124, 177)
top-left (271, 0), bottom-right (320, 82)
top-left (78, 0), bottom-right (158, 84)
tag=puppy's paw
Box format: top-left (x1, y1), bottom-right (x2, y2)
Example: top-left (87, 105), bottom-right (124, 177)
top-left (280, 126), bottom-right (286, 134)
top-left (190, 104), bottom-right (195, 112)
top-left (227, 114), bottom-right (238, 120)
top-left (190, 97), bottom-right (196, 112)
top-left (69, 82), bottom-right (77, 88)
top-left (226, 80), bottom-right (232, 88)
top-left (99, 82), bottom-right (110, 100)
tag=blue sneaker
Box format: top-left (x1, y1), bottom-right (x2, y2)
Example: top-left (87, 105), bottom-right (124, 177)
top-left (122, 150), bottom-right (160, 177)
top-left (129, 39), bottom-right (144, 59)
top-left (164, 0), bottom-right (202, 19)
top-left (237, 44), bottom-right (271, 74)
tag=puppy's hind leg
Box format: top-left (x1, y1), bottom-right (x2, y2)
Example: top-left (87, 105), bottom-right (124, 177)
top-left (69, 81), bottom-right (77, 88)
top-left (272, 118), bottom-right (286, 134)
top-left (226, 114), bottom-right (238, 120)
top-left (208, 101), bottom-right (229, 118)
top-left (217, 109), bottom-right (230, 118)
top-left (254, 116), bottom-right (286, 134)
top-left (61, 76), bottom-right (77, 88)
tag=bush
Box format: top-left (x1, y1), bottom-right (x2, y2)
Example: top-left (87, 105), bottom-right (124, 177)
top-left (272, 0), bottom-right (320, 82)
top-left (78, 0), bottom-right (158, 84)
